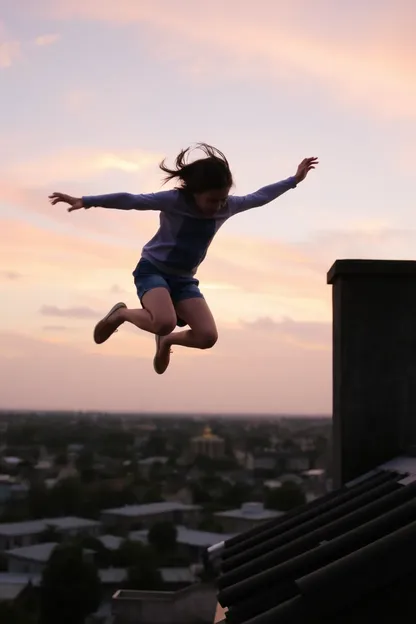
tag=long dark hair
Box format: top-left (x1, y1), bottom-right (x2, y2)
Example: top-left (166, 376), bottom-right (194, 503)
top-left (159, 143), bottom-right (233, 193)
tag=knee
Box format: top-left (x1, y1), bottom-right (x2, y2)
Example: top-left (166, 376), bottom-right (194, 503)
top-left (198, 329), bottom-right (218, 350)
top-left (153, 317), bottom-right (176, 336)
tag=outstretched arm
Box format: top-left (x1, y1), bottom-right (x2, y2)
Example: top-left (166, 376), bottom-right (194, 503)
top-left (48, 190), bottom-right (178, 213)
top-left (228, 157), bottom-right (318, 214)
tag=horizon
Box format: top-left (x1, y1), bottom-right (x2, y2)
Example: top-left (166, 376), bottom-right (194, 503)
top-left (1, 0), bottom-right (414, 413)
top-left (0, 408), bottom-right (331, 419)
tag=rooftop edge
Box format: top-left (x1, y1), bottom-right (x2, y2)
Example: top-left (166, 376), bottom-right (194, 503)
top-left (327, 259), bottom-right (416, 285)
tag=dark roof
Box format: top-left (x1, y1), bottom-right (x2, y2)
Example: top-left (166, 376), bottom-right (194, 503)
top-left (206, 458), bottom-right (416, 623)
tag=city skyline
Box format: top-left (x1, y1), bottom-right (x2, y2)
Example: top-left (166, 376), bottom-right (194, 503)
top-left (1, 0), bottom-right (415, 412)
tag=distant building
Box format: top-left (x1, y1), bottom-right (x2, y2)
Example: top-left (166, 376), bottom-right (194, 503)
top-left (263, 479), bottom-right (283, 490)
top-left (34, 446), bottom-right (55, 478)
top-left (190, 426), bottom-right (225, 459)
top-left (98, 534), bottom-right (124, 551)
top-left (233, 449), bottom-right (248, 468)
top-left (214, 502), bottom-right (284, 534)
top-left (302, 468), bottom-right (328, 497)
top-left (56, 459), bottom-right (80, 482)
top-left (162, 483), bottom-right (194, 506)
top-left (34, 460), bottom-right (54, 478)
top-left (96, 566), bottom-right (207, 623)
top-left (295, 436), bottom-right (316, 452)
top-left (5, 542), bottom-right (94, 575)
top-left (159, 567), bottom-right (197, 591)
top-left (0, 516), bottom-right (101, 551)
top-left (278, 473), bottom-right (305, 486)
top-left (138, 456), bottom-right (169, 479)
top-left (0, 476), bottom-right (29, 513)
top-left (251, 454), bottom-right (277, 473)
top-left (129, 526), bottom-right (236, 563)
top-left (5, 542), bottom-right (58, 575)
top-left (1, 456), bottom-right (23, 470)
top-left (98, 568), bottom-right (129, 614)
top-left (111, 582), bottom-right (217, 624)
top-left (284, 455), bottom-right (310, 473)
top-left (67, 443), bottom-right (84, 455)
top-left (0, 568), bottom-right (125, 624)
top-left (0, 572), bottom-right (39, 606)
top-left (100, 502), bottom-right (201, 531)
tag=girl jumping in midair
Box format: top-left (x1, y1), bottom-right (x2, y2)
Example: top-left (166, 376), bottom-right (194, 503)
top-left (49, 144), bottom-right (318, 375)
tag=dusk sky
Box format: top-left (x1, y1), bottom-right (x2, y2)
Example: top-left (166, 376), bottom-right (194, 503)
top-left (1, 0), bottom-right (415, 414)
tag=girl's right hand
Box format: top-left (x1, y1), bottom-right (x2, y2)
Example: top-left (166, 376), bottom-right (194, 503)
top-left (49, 192), bottom-right (83, 212)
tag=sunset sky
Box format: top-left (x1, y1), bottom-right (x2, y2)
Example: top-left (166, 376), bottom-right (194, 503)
top-left (1, 0), bottom-right (415, 414)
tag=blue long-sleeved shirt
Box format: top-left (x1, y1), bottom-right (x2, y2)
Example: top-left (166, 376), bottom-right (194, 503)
top-left (82, 176), bottom-right (297, 276)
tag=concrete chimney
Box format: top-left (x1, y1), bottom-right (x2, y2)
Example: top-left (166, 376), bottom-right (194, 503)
top-left (327, 260), bottom-right (416, 487)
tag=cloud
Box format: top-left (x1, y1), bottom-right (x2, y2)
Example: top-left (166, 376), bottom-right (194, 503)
top-left (40, 305), bottom-right (99, 319)
top-left (0, 320), bottom-right (331, 413)
top-left (0, 270), bottom-right (22, 281)
top-left (3, 162), bottom-right (416, 331)
top-left (0, 211), bottom-right (329, 327)
top-left (0, 179), bottom-right (157, 245)
top-left (243, 317), bottom-right (331, 352)
top-left (0, 24), bottom-right (59, 69)
top-left (394, 140), bottom-right (416, 177)
top-left (110, 284), bottom-right (127, 294)
top-left (34, 34), bottom-right (60, 46)
top-left (0, 214), bottom-right (158, 325)
top-left (203, 230), bottom-right (322, 299)
top-left (63, 88), bottom-right (95, 114)
top-left (0, 41), bottom-right (20, 68)
top-left (0, 217), bottom-right (133, 271)
top-left (4, 200), bottom-right (416, 331)
top-left (301, 225), bottom-right (416, 267)
top-left (4, 147), bottom-right (162, 186)
top-left (42, 325), bottom-right (74, 332)
top-left (38, 0), bottom-right (416, 119)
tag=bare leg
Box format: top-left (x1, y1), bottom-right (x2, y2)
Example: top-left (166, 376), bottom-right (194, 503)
top-left (120, 288), bottom-right (177, 335)
top-left (154, 298), bottom-right (218, 374)
top-left (93, 288), bottom-right (177, 344)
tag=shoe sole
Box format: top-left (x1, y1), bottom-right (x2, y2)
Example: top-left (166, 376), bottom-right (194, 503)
top-left (153, 335), bottom-right (162, 374)
top-left (93, 302), bottom-right (127, 344)
top-left (153, 334), bottom-right (170, 375)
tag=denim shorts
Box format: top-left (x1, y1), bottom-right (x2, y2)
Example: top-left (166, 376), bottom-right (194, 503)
top-left (132, 258), bottom-right (204, 327)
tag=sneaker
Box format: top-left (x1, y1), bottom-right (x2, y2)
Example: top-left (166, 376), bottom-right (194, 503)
top-left (153, 335), bottom-right (172, 375)
top-left (93, 302), bottom-right (127, 344)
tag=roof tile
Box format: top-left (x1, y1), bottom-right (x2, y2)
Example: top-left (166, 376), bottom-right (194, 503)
top-left (208, 466), bottom-right (416, 623)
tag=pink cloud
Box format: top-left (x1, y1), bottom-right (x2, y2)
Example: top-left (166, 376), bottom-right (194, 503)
top-left (0, 41), bottom-right (20, 69)
top-left (38, 0), bottom-right (416, 119)
top-left (0, 178), bottom-right (156, 243)
top-left (302, 226), bottom-right (416, 266)
top-left (0, 212), bottom-right (329, 326)
top-left (63, 88), bottom-right (95, 114)
top-left (0, 321), bottom-right (331, 413)
top-left (39, 305), bottom-right (99, 319)
top-left (110, 284), bottom-right (127, 295)
top-left (4, 147), bottom-right (162, 186)
top-left (3, 164), bottom-right (414, 331)
top-left (244, 317), bottom-right (331, 352)
top-left (3, 203), bottom-right (415, 333)
top-left (0, 218), bottom-right (135, 273)
top-left (0, 270), bottom-right (22, 281)
top-left (42, 325), bottom-right (75, 332)
top-left (0, 173), bottom-right (325, 299)
top-left (34, 34), bottom-right (60, 46)
top-left (0, 23), bottom-right (59, 69)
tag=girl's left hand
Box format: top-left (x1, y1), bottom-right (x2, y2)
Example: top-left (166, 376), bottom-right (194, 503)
top-left (295, 157), bottom-right (319, 183)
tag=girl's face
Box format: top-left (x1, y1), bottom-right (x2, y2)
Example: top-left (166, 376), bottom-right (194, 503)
top-left (193, 188), bottom-right (230, 216)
